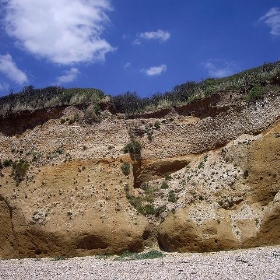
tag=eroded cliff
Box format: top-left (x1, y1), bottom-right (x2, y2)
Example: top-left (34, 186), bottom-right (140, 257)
top-left (0, 90), bottom-right (279, 258)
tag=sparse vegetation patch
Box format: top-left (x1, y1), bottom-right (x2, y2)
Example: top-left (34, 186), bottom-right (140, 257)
top-left (114, 250), bottom-right (164, 261)
top-left (12, 159), bottom-right (29, 185)
top-left (121, 162), bottom-right (131, 176)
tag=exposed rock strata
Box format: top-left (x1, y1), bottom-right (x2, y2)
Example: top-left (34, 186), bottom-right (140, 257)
top-left (0, 92), bottom-right (280, 258)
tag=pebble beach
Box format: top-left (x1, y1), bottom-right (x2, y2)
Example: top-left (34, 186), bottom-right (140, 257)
top-left (0, 246), bottom-right (279, 280)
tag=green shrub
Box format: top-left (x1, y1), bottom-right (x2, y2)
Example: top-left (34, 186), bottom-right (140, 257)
top-left (68, 114), bottom-right (79, 125)
top-left (128, 196), bottom-right (142, 210)
top-left (137, 250), bottom-right (164, 259)
top-left (139, 204), bottom-right (156, 215)
top-left (114, 250), bottom-right (164, 261)
top-left (12, 160), bottom-right (29, 185)
top-left (168, 190), bottom-right (177, 203)
top-left (125, 185), bottom-right (157, 216)
top-left (124, 184), bottom-right (130, 195)
top-left (165, 174), bottom-right (172, 180)
top-left (123, 140), bottom-right (142, 155)
top-left (54, 147), bottom-right (64, 155)
top-left (154, 121), bottom-right (160, 130)
top-left (246, 86), bottom-right (264, 101)
top-left (161, 181), bottom-right (169, 189)
top-left (243, 170), bottom-right (249, 179)
top-left (121, 162), bottom-right (130, 176)
top-left (3, 159), bottom-right (13, 167)
top-left (198, 162), bottom-right (204, 169)
top-left (93, 104), bottom-right (101, 115)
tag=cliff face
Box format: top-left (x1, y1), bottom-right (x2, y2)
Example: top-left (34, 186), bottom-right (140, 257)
top-left (0, 91), bottom-right (280, 258)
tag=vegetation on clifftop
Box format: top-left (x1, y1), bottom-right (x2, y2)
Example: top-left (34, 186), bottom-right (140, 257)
top-left (112, 60), bottom-right (280, 115)
top-left (0, 86), bottom-right (105, 116)
top-left (1, 61), bottom-right (280, 117)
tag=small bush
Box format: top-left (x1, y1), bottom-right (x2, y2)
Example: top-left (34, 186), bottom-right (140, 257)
top-left (3, 159), bottom-right (13, 167)
top-left (124, 184), bottom-right (130, 195)
top-left (243, 170), bottom-right (249, 179)
top-left (128, 196), bottom-right (142, 210)
top-left (161, 181), bottom-right (169, 189)
top-left (123, 140), bottom-right (142, 155)
top-left (12, 160), bottom-right (29, 185)
top-left (139, 204), bottom-right (156, 215)
top-left (114, 250), bottom-right (164, 261)
top-left (168, 190), bottom-right (177, 203)
top-left (246, 85), bottom-right (264, 101)
top-left (68, 114), bottom-right (79, 125)
top-left (165, 174), bottom-right (172, 180)
top-left (154, 121), bottom-right (160, 130)
top-left (198, 162), bottom-right (204, 169)
top-left (54, 147), bottom-right (64, 155)
top-left (121, 162), bottom-right (130, 176)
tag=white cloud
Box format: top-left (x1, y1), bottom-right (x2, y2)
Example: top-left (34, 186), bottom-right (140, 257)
top-left (133, 39), bottom-right (141, 45)
top-left (56, 68), bottom-right (80, 84)
top-left (124, 62), bottom-right (131, 69)
top-left (0, 53), bottom-right (28, 84)
top-left (142, 64), bottom-right (167, 76)
top-left (259, 7), bottom-right (280, 36)
top-left (203, 59), bottom-right (237, 78)
top-left (2, 0), bottom-right (115, 64)
top-left (139, 29), bottom-right (170, 42)
top-left (260, 7), bottom-right (280, 36)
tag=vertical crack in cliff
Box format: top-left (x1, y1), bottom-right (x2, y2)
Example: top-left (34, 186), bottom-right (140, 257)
top-left (0, 195), bottom-right (18, 251)
top-left (132, 158), bottom-right (142, 189)
top-left (0, 195), bottom-right (14, 226)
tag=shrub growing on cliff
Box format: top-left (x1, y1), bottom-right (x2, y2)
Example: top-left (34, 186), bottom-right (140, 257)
top-left (68, 114), bottom-right (79, 125)
top-left (12, 160), bottom-right (29, 185)
top-left (121, 162), bottom-right (131, 176)
top-left (168, 190), bottom-right (177, 203)
top-left (161, 181), bottom-right (169, 189)
top-left (3, 159), bottom-right (13, 167)
top-left (123, 140), bottom-right (142, 155)
top-left (246, 85), bottom-right (264, 101)
top-left (154, 121), bottom-right (160, 130)
top-left (243, 170), bottom-right (249, 179)
top-left (124, 184), bottom-right (158, 216)
top-left (140, 204), bottom-right (156, 215)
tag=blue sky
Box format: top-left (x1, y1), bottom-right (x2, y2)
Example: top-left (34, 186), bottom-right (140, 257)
top-left (0, 0), bottom-right (280, 98)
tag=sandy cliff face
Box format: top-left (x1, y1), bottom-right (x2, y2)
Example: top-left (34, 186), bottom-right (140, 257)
top-left (158, 121), bottom-right (280, 252)
top-left (0, 92), bottom-right (279, 258)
